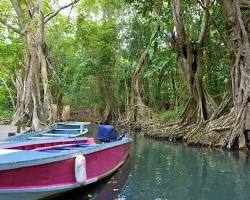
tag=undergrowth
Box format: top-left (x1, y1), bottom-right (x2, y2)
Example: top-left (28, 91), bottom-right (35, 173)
top-left (159, 106), bottom-right (183, 122)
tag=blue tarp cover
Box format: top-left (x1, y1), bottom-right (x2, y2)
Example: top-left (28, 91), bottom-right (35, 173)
top-left (97, 125), bottom-right (118, 142)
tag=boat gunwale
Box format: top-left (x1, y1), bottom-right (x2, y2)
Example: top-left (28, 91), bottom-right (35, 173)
top-left (0, 138), bottom-right (131, 171)
top-left (0, 137), bottom-right (90, 149)
top-left (3, 125), bottom-right (89, 142)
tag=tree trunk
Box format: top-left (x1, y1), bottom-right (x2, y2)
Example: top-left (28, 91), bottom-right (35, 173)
top-left (171, 0), bottom-right (216, 125)
top-left (12, 30), bottom-right (44, 130)
top-left (131, 47), bottom-right (153, 122)
top-left (15, 69), bottom-right (24, 109)
top-left (155, 68), bottom-right (164, 110)
top-left (218, 0), bottom-right (250, 149)
top-left (11, 1), bottom-right (52, 130)
top-left (124, 77), bottom-right (130, 120)
top-left (2, 0), bottom-right (79, 130)
top-left (97, 76), bottom-right (118, 122)
top-left (37, 6), bottom-right (52, 122)
top-left (177, 45), bottom-right (216, 124)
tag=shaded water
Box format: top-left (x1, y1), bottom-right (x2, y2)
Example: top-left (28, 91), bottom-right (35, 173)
top-left (53, 134), bottom-right (250, 200)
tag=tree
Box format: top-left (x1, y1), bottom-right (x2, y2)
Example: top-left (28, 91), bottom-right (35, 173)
top-left (0, 0), bottom-right (79, 130)
top-left (169, 0), bottom-right (217, 125)
top-left (216, 0), bottom-right (250, 149)
top-left (76, 10), bottom-right (120, 122)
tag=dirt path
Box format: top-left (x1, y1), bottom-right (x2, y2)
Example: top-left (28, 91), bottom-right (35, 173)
top-left (0, 125), bottom-right (29, 140)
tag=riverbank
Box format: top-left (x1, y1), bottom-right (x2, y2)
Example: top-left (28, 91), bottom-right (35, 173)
top-left (126, 121), bottom-right (231, 150)
top-left (0, 125), bottom-right (18, 140)
top-left (0, 125), bottom-right (29, 140)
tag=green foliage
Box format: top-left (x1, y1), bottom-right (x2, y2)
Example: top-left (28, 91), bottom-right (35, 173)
top-left (0, 109), bottom-right (13, 120)
top-left (0, 0), bottom-right (234, 123)
top-left (204, 4), bottom-right (230, 102)
top-left (0, 11), bottom-right (24, 117)
top-left (159, 106), bottom-right (184, 122)
top-left (0, 88), bottom-right (13, 120)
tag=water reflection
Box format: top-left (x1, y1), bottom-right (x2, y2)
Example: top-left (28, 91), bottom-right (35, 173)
top-left (52, 134), bottom-right (250, 200)
top-left (120, 134), bottom-right (250, 200)
top-left (51, 160), bottom-right (130, 200)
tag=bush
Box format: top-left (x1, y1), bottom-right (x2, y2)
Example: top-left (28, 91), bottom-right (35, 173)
top-left (0, 109), bottom-right (13, 121)
top-left (159, 106), bottom-right (183, 122)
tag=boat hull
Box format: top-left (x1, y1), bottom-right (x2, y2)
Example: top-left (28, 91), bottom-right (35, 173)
top-left (0, 139), bottom-right (131, 200)
top-left (0, 186), bottom-right (73, 200)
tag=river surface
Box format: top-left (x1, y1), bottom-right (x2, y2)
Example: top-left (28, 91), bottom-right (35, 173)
top-left (52, 134), bottom-right (250, 200)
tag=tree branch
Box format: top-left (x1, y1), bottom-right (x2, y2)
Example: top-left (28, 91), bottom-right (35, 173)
top-left (0, 18), bottom-right (23, 35)
top-left (153, 8), bottom-right (166, 29)
top-left (44, 0), bottom-right (80, 24)
top-left (171, 0), bottom-right (186, 43)
top-left (134, 47), bottom-right (149, 76)
top-left (10, 0), bottom-right (24, 21)
top-left (152, 8), bottom-right (176, 44)
top-left (198, 0), bottom-right (210, 47)
top-left (235, 0), bottom-right (250, 47)
top-left (134, 23), bottom-right (160, 76)
top-left (197, 0), bottom-right (206, 10)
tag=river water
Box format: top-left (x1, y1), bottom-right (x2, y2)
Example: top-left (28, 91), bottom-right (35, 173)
top-left (53, 134), bottom-right (250, 200)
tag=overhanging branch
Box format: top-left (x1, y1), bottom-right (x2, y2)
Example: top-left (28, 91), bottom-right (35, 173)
top-left (0, 18), bottom-right (23, 35)
top-left (153, 8), bottom-right (166, 29)
top-left (44, 0), bottom-right (80, 24)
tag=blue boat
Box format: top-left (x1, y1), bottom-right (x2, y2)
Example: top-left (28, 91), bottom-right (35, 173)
top-left (5, 122), bottom-right (90, 142)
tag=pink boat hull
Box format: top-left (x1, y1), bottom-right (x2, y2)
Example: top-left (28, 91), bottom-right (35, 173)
top-left (0, 138), bottom-right (131, 200)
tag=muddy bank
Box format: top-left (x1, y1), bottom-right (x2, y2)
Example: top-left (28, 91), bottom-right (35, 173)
top-left (123, 122), bottom-right (234, 150)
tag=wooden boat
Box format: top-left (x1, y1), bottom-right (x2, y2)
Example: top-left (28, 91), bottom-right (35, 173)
top-left (0, 126), bottom-right (131, 200)
top-left (5, 122), bottom-right (90, 142)
top-left (54, 121), bottom-right (91, 131)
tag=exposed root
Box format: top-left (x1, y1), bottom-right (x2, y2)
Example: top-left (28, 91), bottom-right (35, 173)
top-left (219, 106), bottom-right (247, 149)
top-left (145, 105), bottom-right (237, 149)
top-left (210, 95), bottom-right (232, 120)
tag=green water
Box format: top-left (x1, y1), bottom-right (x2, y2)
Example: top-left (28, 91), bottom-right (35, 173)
top-left (54, 134), bottom-right (250, 200)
